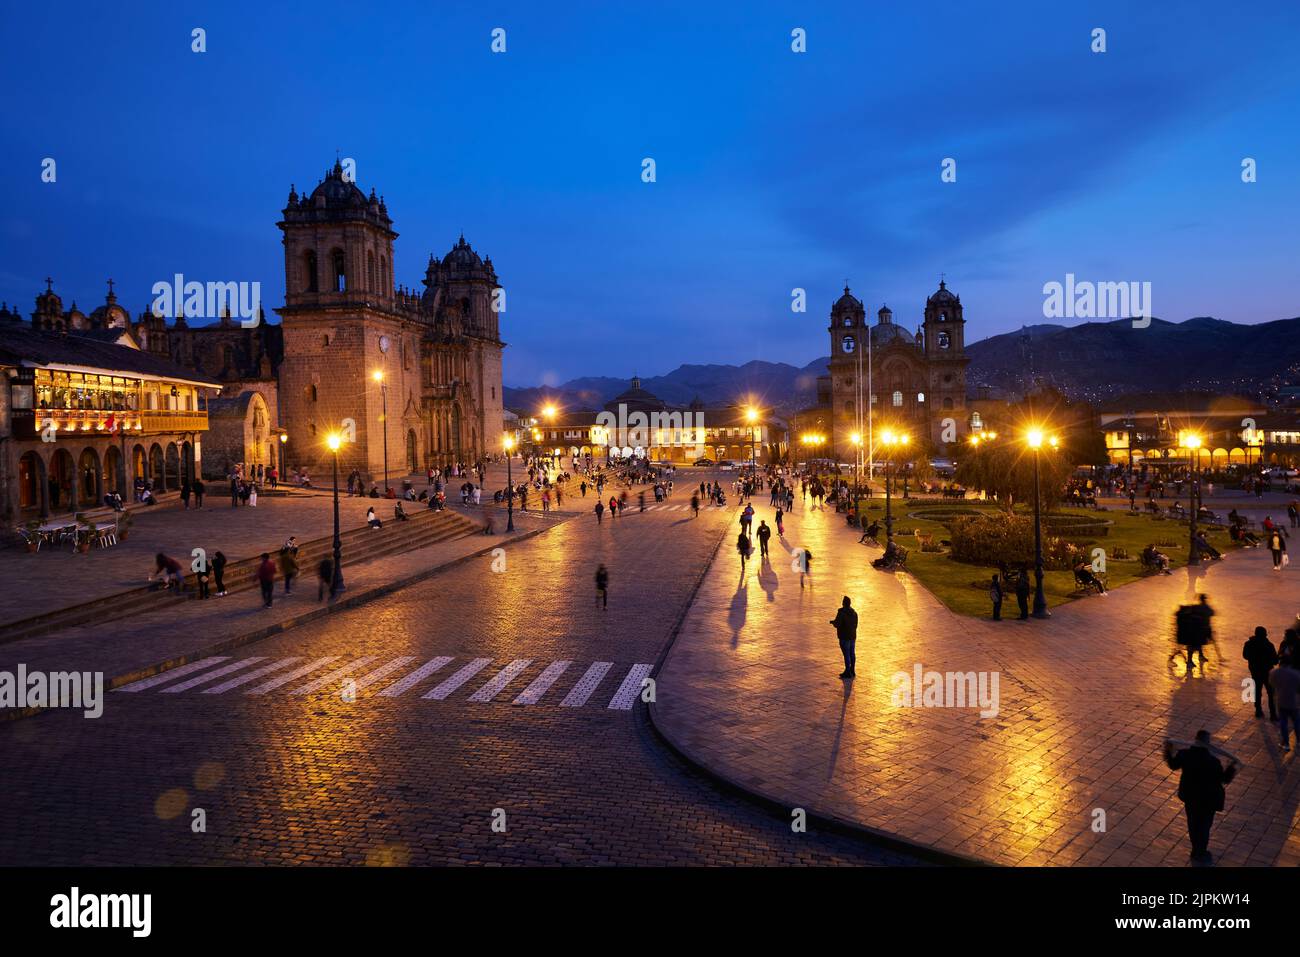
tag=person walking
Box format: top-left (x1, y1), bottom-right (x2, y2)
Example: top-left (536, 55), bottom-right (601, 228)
top-left (1015, 565), bottom-right (1031, 620)
top-left (279, 544), bottom-right (298, 595)
top-left (317, 558), bottom-right (334, 602)
top-left (737, 530), bottom-right (751, 572)
top-left (799, 547), bottom-right (812, 589)
top-left (230, 474), bottom-right (239, 508)
top-left (180, 479), bottom-right (191, 510)
top-left (830, 596), bottom-right (858, 679)
top-left (1267, 527), bottom-right (1288, 571)
top-left (1271, 656), bottom-right (1300, 751)
top-left (1243, 626), bottom-right (1278, 721)
top-left (212, 550), bottom-right (228, 597)
top-left (1163, 730), bottom-right (1239, 863)
top-left (756, 520), bottom-right (771, 559)
top-left (256, 552), bottom-right (276, 608)
top-left (690, 493), bottom-right (699, 518)
top-left (193, 477), bottom-right (205, 508)
top-left (775, 507), bottom-right (784, 537)
top-left (595, 563), bottom-right (609, 609)
top-left (989, 574), bottom-right (1003, 621)
top-left (595, 500), bottom-right (605, 524)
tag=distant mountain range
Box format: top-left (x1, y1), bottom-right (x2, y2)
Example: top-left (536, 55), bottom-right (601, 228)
top-left (504, 317), bottom-right (1300, 415)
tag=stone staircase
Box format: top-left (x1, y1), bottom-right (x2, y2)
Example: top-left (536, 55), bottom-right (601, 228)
top-left (0, 507), bottom-right (481, 645)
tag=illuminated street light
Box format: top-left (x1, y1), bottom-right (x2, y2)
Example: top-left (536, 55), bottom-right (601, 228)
top-left (503, 433), bottom-right (517, 531)
top-left (880, 430), bottom-right (909, 542)
top-left (1186, 432), bottom-right (1204, 563)
top-left (326, 432), bottom-right (344, 593)
top-left (1025, 426), bottom-right (1056, 619)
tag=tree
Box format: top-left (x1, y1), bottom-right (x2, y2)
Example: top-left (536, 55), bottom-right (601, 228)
top-left (955, 438), bottom-right (1076, 510)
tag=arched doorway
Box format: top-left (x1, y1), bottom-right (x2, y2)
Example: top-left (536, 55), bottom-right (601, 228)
top-left (78, 447), bottom-right (101, 504)
top-left (165, 442), bottom-right (180, 490)
top-left (133, 444), bottom-right (148, 484)
top-left (406, 429), bottom-right (418, 473)
top-left (104, 446), bottom-right (124, 495)
top-left (49, 448), bottom-right (75, 511)
top-left (149, 443), bottom-right (165, 489)
top-left (18, 451), bottom-right (46, 517)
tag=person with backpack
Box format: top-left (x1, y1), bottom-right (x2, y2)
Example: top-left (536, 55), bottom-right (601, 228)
top-left (830, 596), bottom-right (858, 679)
top-left (1243, 626), bottom-right (1278, 720)
top-left (1163, 730), bottom-right (1239, 864)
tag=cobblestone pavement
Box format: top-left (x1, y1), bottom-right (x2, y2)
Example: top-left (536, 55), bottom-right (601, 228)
top-left (653, 496), bottom-right (1300, 866)
top-left (0, 490), bottom-right (921, 866)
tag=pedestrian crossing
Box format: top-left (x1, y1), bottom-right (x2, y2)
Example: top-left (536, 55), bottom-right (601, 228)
top-left (114, 654), bottom-right (655, 711)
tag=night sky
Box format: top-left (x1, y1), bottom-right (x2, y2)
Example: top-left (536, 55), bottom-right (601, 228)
top-left (2, 1), bottom-right (1298, 386)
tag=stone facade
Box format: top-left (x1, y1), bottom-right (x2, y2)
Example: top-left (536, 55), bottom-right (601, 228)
top-left (825, 279), bottom-right (970, 459)
top-left (275, 160), bottom-right (505, 480)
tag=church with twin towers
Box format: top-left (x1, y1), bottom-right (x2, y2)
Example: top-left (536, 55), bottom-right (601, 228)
top-left (821, 278), bottom-right (970, 461)
top-left (276, 159), bottom-right (506, 479)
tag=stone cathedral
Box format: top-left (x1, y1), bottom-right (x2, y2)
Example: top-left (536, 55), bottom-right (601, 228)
top-left (824, 278), bottom-right (969, 460)
top-left (276, 160), bottom-right (505, 479)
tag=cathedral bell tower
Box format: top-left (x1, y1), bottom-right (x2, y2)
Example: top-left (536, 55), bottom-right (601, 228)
top-left (921, 278), bottom-right (970, 445)
top-left (827, 285), bottom-right (867, 463)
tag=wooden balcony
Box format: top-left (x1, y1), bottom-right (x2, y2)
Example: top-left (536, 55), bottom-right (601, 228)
top-left (17, 408), bottom-right (208, 439)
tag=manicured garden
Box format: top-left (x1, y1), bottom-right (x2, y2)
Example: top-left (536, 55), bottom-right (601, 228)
top-left (852, 497), bottom-right (1238, 617)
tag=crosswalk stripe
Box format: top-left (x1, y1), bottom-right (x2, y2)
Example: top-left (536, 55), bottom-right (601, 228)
top-left (377, 656), bottom-right (454, 697)
top-left (469, 659), bottom-right (533, 702)
top-left (350, 657), bottom-right (418, 692)
top-left (607, 663), bottom-right (654, 710)
top-left (160, 658), bottom-right (267, 694)
top-left (560, 661), bottom-right (613, 707)
top-left (244, 656), bottom-right (340, 695)
top-left (512, 660), bottom-right (571, 705)
top-left (290, 656), bottom-right (381, 695)
top-left (203, 657), bottom-right (304, 694)
top-left (423, 658), bottom-right (492, 700)
top-left (114, 657), bottom-right (232, 692)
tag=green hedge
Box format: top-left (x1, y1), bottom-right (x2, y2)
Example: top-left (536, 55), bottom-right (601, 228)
top-left (949, 513), bottom-right (1077, 570)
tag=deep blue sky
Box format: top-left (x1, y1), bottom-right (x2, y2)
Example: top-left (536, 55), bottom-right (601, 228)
top-left (3, 1), bottom-right (1298, 387)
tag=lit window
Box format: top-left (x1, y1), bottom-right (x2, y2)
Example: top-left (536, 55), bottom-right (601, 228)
top-left (917, 392), bottom-right (925, 403)
top-left (892, 391), bottom-right (903, 407)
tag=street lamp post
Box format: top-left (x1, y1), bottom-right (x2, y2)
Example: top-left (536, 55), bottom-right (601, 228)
top-left (504, 434), bottom-right (516, 532)
top-left (745, 407), bottom-right (759, 480)
top-left (881, 430), bottom-right (908, 542)
top-left (850, 432), bottom-right (862, 515)
top-left (278, 432), bottom-right (287, 481)
top-left (327, 433), bottom-right (345, 593)
top-left (1186, 434), bottom-right (1203, 564)
top-left (373, 370), bottom-right (389, 494)
top-left (1026, 429), bottom-right (1053, 619)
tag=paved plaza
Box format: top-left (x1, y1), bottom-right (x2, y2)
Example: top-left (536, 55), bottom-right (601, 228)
top-left (653, 492), bottom-right (1300, 866)
top-left (2, 466), bottom-right (1296, 867)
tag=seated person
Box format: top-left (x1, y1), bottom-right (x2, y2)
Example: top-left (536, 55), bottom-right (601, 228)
top-left (1168, 500), bottom-right (1185, 516)
top-left (140, 487), bottom-right (156, 505)
top-left (872, 539), bottom-right (902, 569)
top-left (394, 501), bottom-right (409, 521)
top-left (1141, 543), bottom-right (1171, 573)
top-left (366, 506), bottom-right (383, 529)
top-left (1228, 508), bottom-right (1242, 526)
top-left (368, 486), bottom-right (381, 498)
top-left (1073, 560), bottom-right (1107, 594)
top-left (1193, 531), bottom-right (1221, 560)
top-left (859, 520), bottom-right (881, 543)
top-left (1228, 524), bottom-right (1260, 546)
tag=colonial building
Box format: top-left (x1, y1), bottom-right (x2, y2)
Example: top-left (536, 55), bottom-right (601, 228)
top-left (275, 160), bottom-right (505, 481)
top-left (810, 279), bottom-right (971, 460)
top-left (518, 377), bottom-right (786, 465)
top-left (1097, 393), bottom-right (1268, 470)
top-left (0, 292), bottom-right (219, 523)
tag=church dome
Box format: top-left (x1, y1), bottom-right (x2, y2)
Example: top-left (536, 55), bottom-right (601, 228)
top-left (871, 322), bottom-right (914, 348)
top-left (834, 285), bottom-right (863, 311)
top-left (928, 278), bottom-right (958, 303)
top-left (309, 161), bottom-right (368, 208)
top-left (604, 376), bottom-right (664, 415)
top-left (443, 235), bottom-right (484, 269)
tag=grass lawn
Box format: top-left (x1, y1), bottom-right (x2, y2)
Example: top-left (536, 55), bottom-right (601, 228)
top-left (853, 497), bottom-right (1240, 618)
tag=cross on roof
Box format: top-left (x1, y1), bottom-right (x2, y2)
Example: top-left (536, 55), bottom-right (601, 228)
top-left (45, 277), bottom-right (53, 291)
top-left (106, 278), bottom-right (115, 295)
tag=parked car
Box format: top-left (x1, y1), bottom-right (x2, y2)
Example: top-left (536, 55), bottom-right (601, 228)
top-left (693, 457), bottom-right (715, 467)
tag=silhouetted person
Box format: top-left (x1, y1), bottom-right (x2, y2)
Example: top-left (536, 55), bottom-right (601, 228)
top-left (989, 574), bottom-right (1003, 621)
top-left (1015, 565), bottom-right (1030, 619)
top-left (1242, 626), bottom-right (1278, 720)
top-left (595, 563), bottom-right (609, 609)
top-left (830, 596), bottom-right (858, 679)
top-left (756, 520), bottom-right (771, 558)
top-left (1163, 730), bottom-right (1238, 864)
top-left (1272, 657), bottom-right (1300, 752)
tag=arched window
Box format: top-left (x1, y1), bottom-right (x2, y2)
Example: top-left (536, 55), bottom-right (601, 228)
top-left (304, 251), bottom-right (318, 293)
top-left (308, 384), bottom-right (318, 402)
top-left (892, 390), bottom-right (903, 407)
top-left (917, 392), bottom-right (926, 403)
top-left (332, 249), bottom-right (346, 292)
top-left (937, 331), bottom-right (951, 349)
